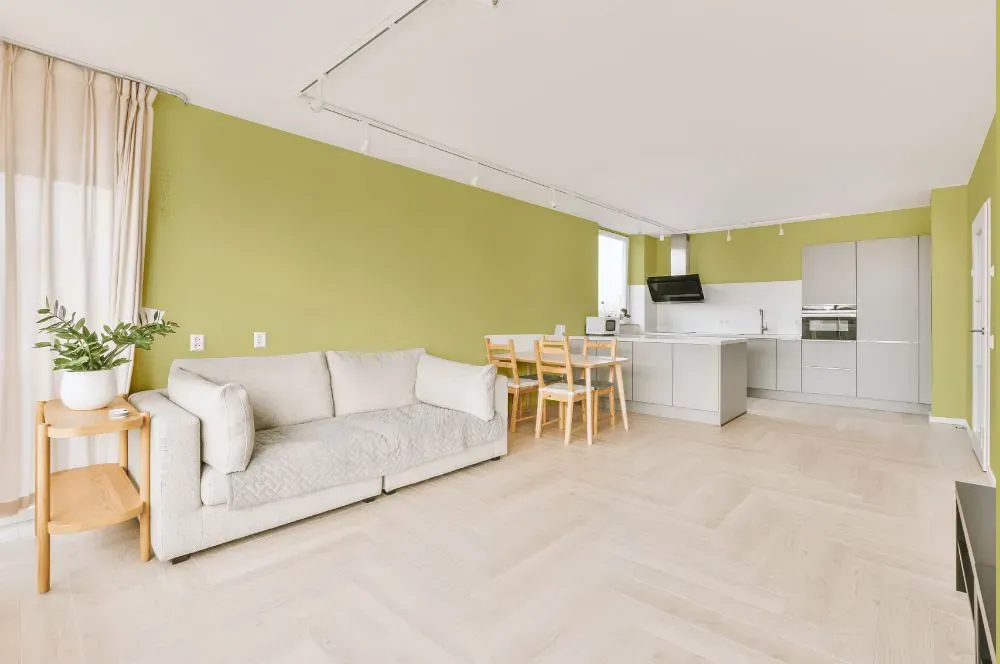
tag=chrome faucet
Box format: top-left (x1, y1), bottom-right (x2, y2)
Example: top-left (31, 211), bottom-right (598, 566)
top-left (759, 308), bottom-right (768, 335)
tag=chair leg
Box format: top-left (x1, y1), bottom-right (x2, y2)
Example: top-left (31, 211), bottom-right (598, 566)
top-left (510, 389), bottom-right (519, 434)
top-left (609, 390), bottom-right (616, 426)
top-left (559, 402), bottom-right (565, 431)
top-left (534, 395), bottom-right (544, 439)
top-left (593, 393), bottom-right (600, 435)
top-left (564, 399), bottom-right (574, 445)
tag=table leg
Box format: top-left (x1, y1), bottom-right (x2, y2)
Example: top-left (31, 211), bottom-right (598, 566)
top-left (35, 422), bottom-right (50, 593)
top-left (585, 367), bottom-right (594, 445)
top-left (140, 414), bottom-right (151, 562)
top-left (33, 402), bottom-right (44, 536)
top-left (615, 363), bottom-right (630, 432)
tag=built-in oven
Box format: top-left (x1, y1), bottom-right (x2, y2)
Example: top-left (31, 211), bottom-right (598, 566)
top-left (801, 305), bottom-right (857, 341)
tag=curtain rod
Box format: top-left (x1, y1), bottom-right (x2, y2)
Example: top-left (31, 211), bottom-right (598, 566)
top-left (1, 37), bottom-right (189, 103)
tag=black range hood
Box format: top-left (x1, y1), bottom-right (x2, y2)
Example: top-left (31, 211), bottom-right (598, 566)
top-left (646, 274), bottom-right (705, 303)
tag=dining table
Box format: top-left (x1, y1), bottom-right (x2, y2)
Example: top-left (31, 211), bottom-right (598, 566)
top-left (495, 349), bottom-right (631, 445)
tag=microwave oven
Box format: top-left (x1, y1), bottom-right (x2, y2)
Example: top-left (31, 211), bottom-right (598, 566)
top-left (586, 316), bottom-right (620, 336)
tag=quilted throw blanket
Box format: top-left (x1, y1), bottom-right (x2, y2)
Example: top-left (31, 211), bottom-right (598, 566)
top-left (227, 404), bottom-right (503, 509)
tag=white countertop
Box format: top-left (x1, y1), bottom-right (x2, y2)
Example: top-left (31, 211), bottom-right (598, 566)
top-left (575, 334), bottom-right (747, 346)
top-left (642, 332), bottom-right (803, 341)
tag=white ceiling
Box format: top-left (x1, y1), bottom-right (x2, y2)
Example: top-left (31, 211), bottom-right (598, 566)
top-left (2, 0), bottom-right (994, 234)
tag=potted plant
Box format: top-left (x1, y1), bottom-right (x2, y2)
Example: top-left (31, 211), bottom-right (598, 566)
top-left (619, 308), bottom-right (631, 322)
top-left (34, 299), bottom-right (178, 411)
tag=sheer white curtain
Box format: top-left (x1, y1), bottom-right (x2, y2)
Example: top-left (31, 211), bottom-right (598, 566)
top-left (0, 43), bottom-right (156, 516)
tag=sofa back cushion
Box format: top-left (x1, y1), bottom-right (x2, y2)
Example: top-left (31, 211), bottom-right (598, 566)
top-left (326, 349), bottom-right (424, 416)
top-left (415, 354), bottom-right (496, 421)
top-left (171, 352), bottom-right (334, 429)
top-left (168, 368), bottom-right (255, 473)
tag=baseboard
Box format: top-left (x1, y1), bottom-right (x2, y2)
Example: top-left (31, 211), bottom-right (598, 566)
top-left (749, 389), bottom-right (930, 415)
top-left (928, 416), bottom-right (970, 428)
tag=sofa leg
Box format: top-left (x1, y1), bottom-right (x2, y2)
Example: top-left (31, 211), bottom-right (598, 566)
top-left (169, 554), bottom-right (191, 565)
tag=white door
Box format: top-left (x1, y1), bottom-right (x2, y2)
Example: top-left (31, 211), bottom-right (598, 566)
top-left (971, 200), bottom-right (991, 470)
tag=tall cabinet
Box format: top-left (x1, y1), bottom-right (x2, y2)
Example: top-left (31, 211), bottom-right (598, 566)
top-left (856, 237), bottom-right (919, 403)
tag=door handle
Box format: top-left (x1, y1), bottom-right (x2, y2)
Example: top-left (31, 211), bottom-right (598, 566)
top-left (971, 328), bottom-right (986, 334)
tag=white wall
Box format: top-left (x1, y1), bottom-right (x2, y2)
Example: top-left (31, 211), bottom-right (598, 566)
top-left (656, 281), bottom-right (802, 335)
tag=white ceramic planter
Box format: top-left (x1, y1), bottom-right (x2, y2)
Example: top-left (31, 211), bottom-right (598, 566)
top-left (60, 370), bottom-right (117, 411)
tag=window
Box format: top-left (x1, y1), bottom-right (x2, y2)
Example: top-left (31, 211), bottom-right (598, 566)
top-left (598, 231), bottom-right (628, 317)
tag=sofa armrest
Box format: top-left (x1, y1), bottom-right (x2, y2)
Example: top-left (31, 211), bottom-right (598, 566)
top-left (130, 389), bottom-right (204, 560)
top-left (494, 374), bottom-right (508, 427)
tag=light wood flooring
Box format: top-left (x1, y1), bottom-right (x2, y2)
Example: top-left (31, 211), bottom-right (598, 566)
top-left (0, 398), bottom-right (989, 664)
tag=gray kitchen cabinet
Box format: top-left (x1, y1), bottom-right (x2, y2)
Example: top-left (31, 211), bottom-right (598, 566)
top-left (857, 342), bottom-right (919, 403)
top-left (775, 340), bottom-right (802, 392)
top-left (918, 235), bottom-right (932, 404)
top-left (801, 340), bottom-right (857, 370)
top-left (569, 338), bottom-right (585, 354)
top-left (857, 237), bottom-right (919, 343)
top-left (802, 367), bottom-right (857, 397)
top-left (632, 342), bottom-right (672, 405)
top-left (672, 344), bottom-right (720, 411)
top-left (747, 339), bottom-right (777, 390)
top-left (802, 242), bottom-right (857, 305)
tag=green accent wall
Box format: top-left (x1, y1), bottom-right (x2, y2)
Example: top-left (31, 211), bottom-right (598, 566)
top-left (929, 186), bottom-right (970, 421)
top-left (132, 97), bottom-right (598, 391)
top-left (686, 208), bottom-right (931, 284)
top-left (627, 235), bottom-right (659, 285)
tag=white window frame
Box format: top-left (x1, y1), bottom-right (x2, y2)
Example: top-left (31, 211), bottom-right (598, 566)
top-left (597, 230), bottom-right (629, 317)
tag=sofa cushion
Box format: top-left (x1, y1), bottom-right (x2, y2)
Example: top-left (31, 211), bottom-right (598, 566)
top-left (224, 417), bottom-right (401, 509)
top-left (200, 465), bottom-right (229, 507)
top-left (168, 368), bottom-right (255, 473)
top-left (326, 349), bottom-right (424, 416)
top-left (340, 403), bottom-right (504, 467)
top-left (172, 352), bottom-right (334, 429)
top-left (415, 354), bottom-right (496, 421)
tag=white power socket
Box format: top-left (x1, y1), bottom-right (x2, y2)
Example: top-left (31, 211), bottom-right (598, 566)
top-left (253, 332), bottom-right (267, 349)
top-left (190, 334), bottom-right (205, 352)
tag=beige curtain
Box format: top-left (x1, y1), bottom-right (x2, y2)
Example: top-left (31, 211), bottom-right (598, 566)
top-left (0, 43), bottom-right (156, 516)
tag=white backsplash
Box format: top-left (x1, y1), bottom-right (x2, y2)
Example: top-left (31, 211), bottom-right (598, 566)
top-left (656, 280), bottom-right (802, 335)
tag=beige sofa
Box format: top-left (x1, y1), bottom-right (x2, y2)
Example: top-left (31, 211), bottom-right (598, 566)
top-left (130, 349), bottom-right (507, 562)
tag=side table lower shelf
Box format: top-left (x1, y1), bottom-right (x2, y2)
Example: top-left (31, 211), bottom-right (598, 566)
top-left (48, 464), bottom-right (143, 534)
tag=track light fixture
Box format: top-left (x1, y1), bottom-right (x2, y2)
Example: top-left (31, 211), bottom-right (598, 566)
top-left (470, 162), bottom-right (480, 187)
top-left (310, 74), bottom-right (326, 113)
top-left (659, 233), bottom-right (665, 241)
top-left (726, 229), bottom-right (732, 242)
top-left (360, 122), bottom-right (370, 154)
top-left (550, 188), bottom-right (558, 209)
top-left (778, 224), bottom-right (785, 236)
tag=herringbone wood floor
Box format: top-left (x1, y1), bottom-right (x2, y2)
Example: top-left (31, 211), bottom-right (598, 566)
top-left (0, 399), bottom-right (988, 664)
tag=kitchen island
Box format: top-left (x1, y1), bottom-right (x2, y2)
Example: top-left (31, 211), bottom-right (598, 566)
top-left (572, 334), bottom-right (748, 426)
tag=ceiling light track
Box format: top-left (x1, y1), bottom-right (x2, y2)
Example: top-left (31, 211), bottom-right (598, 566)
top-left (306, 98), bottom-right (676, 234)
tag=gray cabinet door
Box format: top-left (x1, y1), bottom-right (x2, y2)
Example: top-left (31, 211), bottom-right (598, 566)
top-left (918, 236), bottom-right (932, 404)
top-left (801, 340), bottom-right (857, 370)
top-left (747, 339), bottom-right (777, 389)
top-left (616, 341), bottom-right (633, 402)
top-left (857, 341), bottom-right (919, 403)
top-left (775, 340), bottom-right (802, 392)
top-left (857, 237), bottom-right (919, 343)
top-left (802, 368), bottom-right (857, 397)
top-left (672, 344), bottom-right (720, 411)
top-left (802, 242), bottom-right (857, 305)
top-left (631, 342), bottom-right (672, 405)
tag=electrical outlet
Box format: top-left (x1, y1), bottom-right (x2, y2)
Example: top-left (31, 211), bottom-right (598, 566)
top-left (190, 334), bottom-right (205, 352)
top-left (253, 332), bottom-right (267, 349)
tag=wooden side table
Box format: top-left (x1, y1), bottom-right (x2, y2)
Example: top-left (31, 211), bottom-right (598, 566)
top-left (35, 395), bottom-right (151, 593)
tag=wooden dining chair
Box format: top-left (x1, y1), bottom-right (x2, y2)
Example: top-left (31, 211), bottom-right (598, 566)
top-left (582, 337), bottom-right (618, 434)
top-left (533, 337), bottom-right (593, 445)
top-left (485, 337), bottom-right (538, 433)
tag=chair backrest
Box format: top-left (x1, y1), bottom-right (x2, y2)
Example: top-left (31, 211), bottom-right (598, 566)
top-left (583, 336), bottom-right (617, 358)
top-left (485, 337), bottom-right (522, 386)
top-left (534, 337), bottom-right (573, 387)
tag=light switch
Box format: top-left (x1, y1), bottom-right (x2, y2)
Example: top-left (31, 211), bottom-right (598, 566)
top-left (190, 334), bottom-right (205, 352)
top-left (253, 332), bottom-right (267, 349)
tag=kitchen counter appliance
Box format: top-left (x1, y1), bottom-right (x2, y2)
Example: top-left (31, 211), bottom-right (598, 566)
top-left (586, 316), bottom-right (620, 336)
